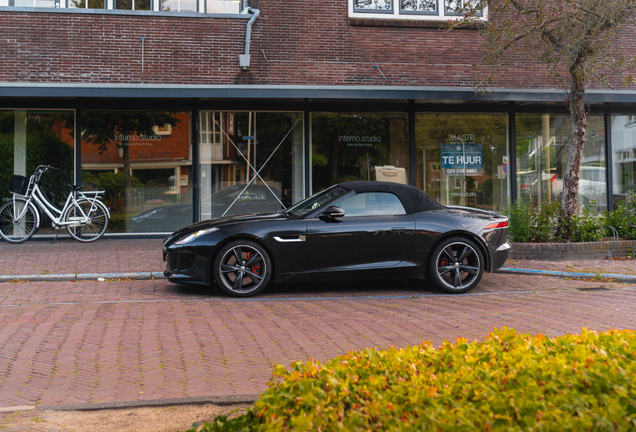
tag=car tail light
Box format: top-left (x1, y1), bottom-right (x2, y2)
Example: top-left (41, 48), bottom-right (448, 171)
top-left (484, 221), bottom-right (509, 229)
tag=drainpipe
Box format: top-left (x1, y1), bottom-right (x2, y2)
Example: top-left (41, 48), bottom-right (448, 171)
top-left (239, 7), bottom-right (260, 70)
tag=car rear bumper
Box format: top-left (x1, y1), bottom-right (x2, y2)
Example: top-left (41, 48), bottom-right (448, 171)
top-left (491, 242), bottom-right (511, 272)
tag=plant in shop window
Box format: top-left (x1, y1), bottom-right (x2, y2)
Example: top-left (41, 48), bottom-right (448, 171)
top-left (446, 0), bottom-right (636, 240)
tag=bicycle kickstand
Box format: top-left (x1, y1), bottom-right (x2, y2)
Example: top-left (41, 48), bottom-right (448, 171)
top-left (48, 226), bottom-right (62, 244)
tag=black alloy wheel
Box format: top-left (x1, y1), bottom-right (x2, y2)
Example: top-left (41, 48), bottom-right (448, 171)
top-left (213, 240), bottom-right (272, 297)
top-left (428, 237), bottom-right (484, 294)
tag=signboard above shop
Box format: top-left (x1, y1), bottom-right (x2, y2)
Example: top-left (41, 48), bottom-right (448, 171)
top-left (440, 143), bottom-right (484, 176)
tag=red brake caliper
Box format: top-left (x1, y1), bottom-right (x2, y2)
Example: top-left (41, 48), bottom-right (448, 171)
top-left (245, 252), bottom-right (261, 275)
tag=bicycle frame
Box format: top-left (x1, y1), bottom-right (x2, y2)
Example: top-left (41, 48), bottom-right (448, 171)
top-left (11, 171), bottom-right (110, 229)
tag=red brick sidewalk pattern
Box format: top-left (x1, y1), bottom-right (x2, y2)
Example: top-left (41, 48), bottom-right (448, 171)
top-left (0, 239), bottom-right (163, 276)
top-left (0, 274), bottom-right (634, 408)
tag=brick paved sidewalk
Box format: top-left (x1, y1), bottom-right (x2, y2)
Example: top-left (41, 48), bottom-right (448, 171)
top-left (0, 238), bottom-right (164, 276)
top-left (0, 274), bottom-right (633, 409)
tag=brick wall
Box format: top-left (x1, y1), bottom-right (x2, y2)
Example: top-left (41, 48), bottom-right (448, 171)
top-left (510, 241), bottom-right (636, 261)
top-left (0, 0), bottom-right (635, 88)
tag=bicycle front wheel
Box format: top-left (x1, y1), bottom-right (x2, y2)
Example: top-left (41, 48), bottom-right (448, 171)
top-left (64, 199), bottom-right (109, 242)
top-left (0, 199), bottom-right (39, 243)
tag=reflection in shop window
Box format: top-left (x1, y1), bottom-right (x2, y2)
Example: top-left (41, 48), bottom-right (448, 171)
top-left (199, 111), bottom-right (304, 221)
top-left (0, 110), bottom-right (75, 233)
top-left (611, 115), bottom-right (636, 206)
top-left (81, 110), bottom-right (192, 233)
top-left (415, 114), bottom-right (508, 213)
top-left (310, 112), bottom-right (409, 194)
top-left (516, 114), bottom-right (606, 214)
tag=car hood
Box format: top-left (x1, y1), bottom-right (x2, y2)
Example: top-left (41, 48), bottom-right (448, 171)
top-left (168, 211), bottom-right (286, 238)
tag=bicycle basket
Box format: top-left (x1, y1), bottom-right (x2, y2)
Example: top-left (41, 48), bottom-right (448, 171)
top-left (8, 175), bottom-right (29, 195)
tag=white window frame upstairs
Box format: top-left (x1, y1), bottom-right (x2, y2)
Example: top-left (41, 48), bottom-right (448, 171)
top-left (349, 0), bottom-right (487, 21)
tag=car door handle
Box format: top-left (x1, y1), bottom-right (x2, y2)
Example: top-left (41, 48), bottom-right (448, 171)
top-left (391, 227), bottom-right (406, 232)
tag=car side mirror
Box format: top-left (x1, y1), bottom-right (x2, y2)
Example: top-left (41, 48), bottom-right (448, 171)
top-left (322, 206), bottom-right (345, 219)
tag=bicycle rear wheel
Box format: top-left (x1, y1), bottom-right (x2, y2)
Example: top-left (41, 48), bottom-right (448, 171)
top-left (0, 199), bottom-right (39, 243)
top-left (64, 199), bottom-right (109, 242)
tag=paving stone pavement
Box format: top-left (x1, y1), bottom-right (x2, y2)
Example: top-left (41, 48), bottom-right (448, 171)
top-left (0, 273), bottom-right (634, 410)
top-left (0, 239), bottom-right (164, 276)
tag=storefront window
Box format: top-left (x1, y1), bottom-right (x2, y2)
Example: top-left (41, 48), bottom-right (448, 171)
top-left (415, 113), bottom-right (509, 213)
top-left (516, 114), bottom-right (606, 213)
top-left (310, 112), bottom-right (409, 194)
top-left (80, 110), bottom-right (192, 233)
top-left (0, 110), bottom-right (75, 231)
top-left (199, 111), bottom-right (304, 220)
top-left (610, 115), bottom-right (636, 206)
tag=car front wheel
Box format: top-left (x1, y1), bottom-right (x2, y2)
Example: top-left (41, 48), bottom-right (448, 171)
top-left (213, 240), bottom-right (272, 297)
top-left (428, 237), bottom-right (484, 294)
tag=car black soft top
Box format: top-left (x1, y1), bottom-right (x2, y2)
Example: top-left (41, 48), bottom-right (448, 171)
top-left (337, 181), bottom-right (446, 214)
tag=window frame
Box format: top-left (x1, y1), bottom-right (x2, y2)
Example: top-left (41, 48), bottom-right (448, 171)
top-left (348, 0), bottom-right (487, 21)
top-left (0, 0), bottom-right (244, 14)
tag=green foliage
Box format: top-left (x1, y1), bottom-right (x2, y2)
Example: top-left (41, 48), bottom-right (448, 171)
top-left (82, 171), bottom-right (143, 200)
top-left (185, 328), bottom-right (636, 432)
top-left (0, 113), bottom-right (74, 206)
top-left (571, 200), bottom-right (606, 242)
top-left (531, 201), bottom-right (560, 243)
top-left (606, 192), bottom-right (636, 240)
top-left (504, 198), bottom-right (533, 242)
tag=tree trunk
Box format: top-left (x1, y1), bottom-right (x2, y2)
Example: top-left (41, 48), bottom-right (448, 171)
top-left (560, 66), bottom-right (588, 237)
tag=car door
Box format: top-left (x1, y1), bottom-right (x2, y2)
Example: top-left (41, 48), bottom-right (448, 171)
top-left (305, 192), bottom-right (416, 274)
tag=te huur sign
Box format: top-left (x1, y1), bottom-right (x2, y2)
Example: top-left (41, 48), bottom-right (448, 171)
top-left (441, 143), bottom-right (483, 176)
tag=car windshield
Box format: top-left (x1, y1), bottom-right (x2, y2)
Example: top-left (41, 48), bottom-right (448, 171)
top-left (286, 186), bottom-right (347, 218)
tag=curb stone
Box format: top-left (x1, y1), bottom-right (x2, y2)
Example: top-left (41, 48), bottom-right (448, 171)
top-left (497, 267), bottom-right (636, 282)
top-left (0, 272), bottom-right (167, 283)
top-left (37, 394), bottom-right (260, 411)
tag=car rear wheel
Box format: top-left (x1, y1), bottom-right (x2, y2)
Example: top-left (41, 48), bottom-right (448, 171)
top-left (428, 237), bottom-right (484, 294)
top-left (213, 240), bottom-right (272, 297)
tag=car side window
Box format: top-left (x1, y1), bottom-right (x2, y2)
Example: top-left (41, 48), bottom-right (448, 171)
top-left (337, 192), bottom-right (406, 217)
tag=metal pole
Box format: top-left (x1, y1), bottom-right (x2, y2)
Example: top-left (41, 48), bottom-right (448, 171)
top-left (605, 112), bottom-right (614, 212)
top-left (408, 100), bottom-right (416, 187)
top-left (75, 105), bottom-right (82, 188)
top-left (508, 110), bottom-right (518, 204)
top-left (192, 100), bottom-right (200, 224)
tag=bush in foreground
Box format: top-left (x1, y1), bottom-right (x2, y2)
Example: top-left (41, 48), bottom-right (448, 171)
top-left (187, 328), bottom-right (636, 432)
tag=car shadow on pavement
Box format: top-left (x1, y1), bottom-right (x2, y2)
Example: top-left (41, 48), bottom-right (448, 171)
top-left (166, 278), bottom-right (443, 300)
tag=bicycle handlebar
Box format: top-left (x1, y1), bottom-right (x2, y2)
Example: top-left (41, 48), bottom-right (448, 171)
top-left (35, 165), bottom-right (60, 173)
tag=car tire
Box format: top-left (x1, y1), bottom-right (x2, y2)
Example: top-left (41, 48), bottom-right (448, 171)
top-left (213, 240), bottom-right (272, 297)
top-left (428, 236), bottom-right (484, 294)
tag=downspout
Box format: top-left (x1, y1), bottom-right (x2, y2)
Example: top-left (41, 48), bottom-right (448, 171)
top-left (239, 7), bottom-right (260, 70)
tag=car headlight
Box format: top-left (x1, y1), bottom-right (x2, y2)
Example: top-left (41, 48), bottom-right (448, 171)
top-left (175, 228), bottom-right (219, 245)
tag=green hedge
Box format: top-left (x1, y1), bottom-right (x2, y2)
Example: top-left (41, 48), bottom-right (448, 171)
top-left (506, 193), bottom-right (636, 242)
top-left (186, 328), bottom-right (636, 432)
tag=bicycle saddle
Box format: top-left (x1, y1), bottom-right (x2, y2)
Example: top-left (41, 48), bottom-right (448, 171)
top-left (67, 184), bottom-right (82, 192)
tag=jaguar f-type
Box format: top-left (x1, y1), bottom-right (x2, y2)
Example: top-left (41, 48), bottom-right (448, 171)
top-left (163, 181), bottom-right (510, 297)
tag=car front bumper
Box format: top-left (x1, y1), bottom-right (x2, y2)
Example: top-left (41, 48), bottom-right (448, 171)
top-left (163, 245), bottom-right (211, 286)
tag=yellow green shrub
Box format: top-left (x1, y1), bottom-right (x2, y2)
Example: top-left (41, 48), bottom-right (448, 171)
top-left (188, 328), bottom-right (636, 432)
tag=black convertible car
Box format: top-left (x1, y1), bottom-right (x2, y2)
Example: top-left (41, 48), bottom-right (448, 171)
top-left (163, 181), bottom-right (510, 297)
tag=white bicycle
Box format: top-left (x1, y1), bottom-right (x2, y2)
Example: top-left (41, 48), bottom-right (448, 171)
top-left (0, 165), bottom-right (110, 243)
